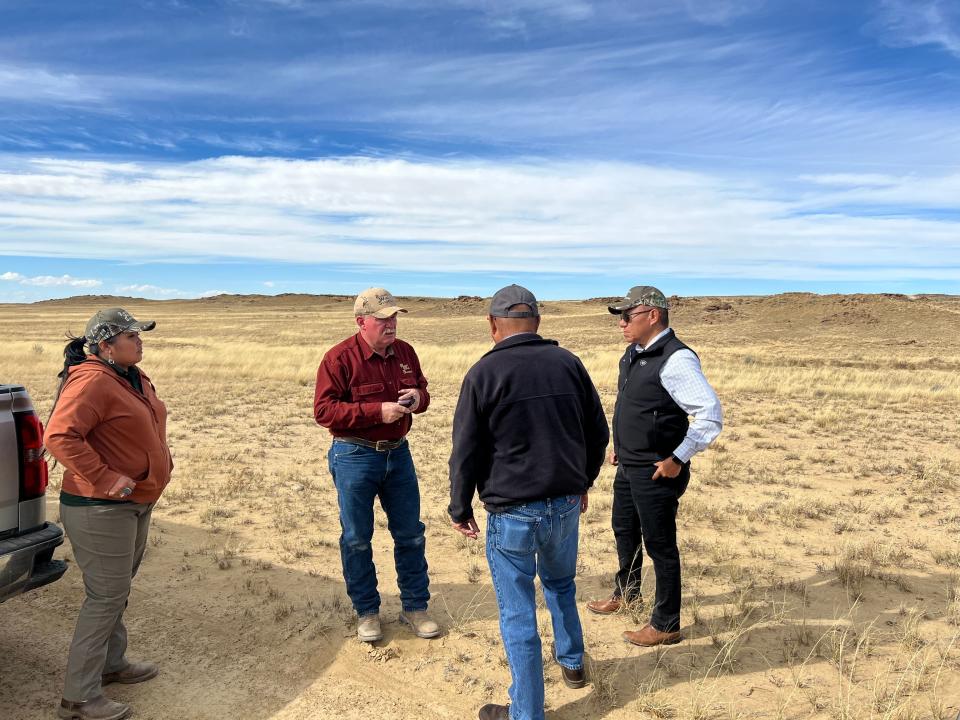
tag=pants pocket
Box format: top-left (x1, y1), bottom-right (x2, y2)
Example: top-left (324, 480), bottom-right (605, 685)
top-left (493, 512), bottom-right (540, 555)
top-left (558, 500), bottom-right (580, 544)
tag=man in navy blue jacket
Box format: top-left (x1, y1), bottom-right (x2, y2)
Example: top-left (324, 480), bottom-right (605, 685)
top-left (448, 284), bottom-right (609, 720)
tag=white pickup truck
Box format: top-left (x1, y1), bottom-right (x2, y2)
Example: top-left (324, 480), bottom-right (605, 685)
top-left (0, 384), bottom-right (66, 602)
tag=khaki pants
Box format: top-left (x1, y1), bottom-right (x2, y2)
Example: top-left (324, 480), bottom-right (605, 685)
top-left (60, 502), bottom-right (153, 702)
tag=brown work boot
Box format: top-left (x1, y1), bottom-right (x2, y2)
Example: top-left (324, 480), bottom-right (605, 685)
top-left (559, 664), bottom-right (587, 689)
top-left (102, 660), bottom-right (159, 685)
top-left (586, 595), bottom-right (625, 615)
top-left (478, 704), bottom-right (510, 720)
top-left (58, 696), bottom-right (131, 720)
top-left (399, 609), bottom-right (440, 639)
top-left (357, 614), bottom-right (383, 643)
top-left (623, 623), bottom-right (682, 647)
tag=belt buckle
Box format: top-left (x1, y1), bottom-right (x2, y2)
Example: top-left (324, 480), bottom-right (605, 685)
top-left (375, 440), bottom-right (389, 452)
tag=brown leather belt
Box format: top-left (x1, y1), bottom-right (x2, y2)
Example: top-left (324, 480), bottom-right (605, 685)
top-left (337, 436), bottom-right (407, 452)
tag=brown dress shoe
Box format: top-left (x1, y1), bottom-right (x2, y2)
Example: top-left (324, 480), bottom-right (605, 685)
top-left (559, 664), bottom-right (587, 689)
top-left (478, 703), bottom-right (510, 720)
top-left (623, 623), bottom-right (682, 647)
top-left (101, 660), bottom-right (159, 685)
top-left (58, 696), bottom-right (131, 720)
top-left (586, 595), bottom-right (623, 614)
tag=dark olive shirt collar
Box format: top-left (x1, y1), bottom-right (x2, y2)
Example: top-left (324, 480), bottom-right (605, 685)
top-left (102, 359), bottom-right (144, 394)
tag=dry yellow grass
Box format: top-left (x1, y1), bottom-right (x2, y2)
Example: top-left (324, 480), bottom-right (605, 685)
top-left (1, 292), bottom-right (959, 720)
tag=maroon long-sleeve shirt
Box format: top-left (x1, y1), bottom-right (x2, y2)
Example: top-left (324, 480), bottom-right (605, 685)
top-left (314, 333), bottom-right (430, 441)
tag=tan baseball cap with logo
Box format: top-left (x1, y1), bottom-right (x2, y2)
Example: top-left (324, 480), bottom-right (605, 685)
top-left (354, 287), bottom-right (408, 318)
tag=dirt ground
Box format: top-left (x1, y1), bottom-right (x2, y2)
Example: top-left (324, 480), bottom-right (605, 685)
top-left (1, 292), bottom-right (959, 720)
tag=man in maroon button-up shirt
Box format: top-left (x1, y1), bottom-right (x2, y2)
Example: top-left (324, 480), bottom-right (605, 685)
top-left (314, 287), bottom-right (438, 643)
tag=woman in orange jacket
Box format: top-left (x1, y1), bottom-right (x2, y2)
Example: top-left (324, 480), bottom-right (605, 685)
top-left (45, 308), bottom-right (173, 720)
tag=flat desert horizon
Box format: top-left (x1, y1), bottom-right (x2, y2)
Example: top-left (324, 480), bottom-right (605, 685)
top-left (2, 292), bottom-right (959, 720)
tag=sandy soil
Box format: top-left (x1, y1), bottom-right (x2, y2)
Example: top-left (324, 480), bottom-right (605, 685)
top-left (2, 292), bottom-right (959, 720)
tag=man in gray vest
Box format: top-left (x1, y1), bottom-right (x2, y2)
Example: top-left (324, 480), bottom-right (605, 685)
top-left (586, 286), bottom-right (722, 646)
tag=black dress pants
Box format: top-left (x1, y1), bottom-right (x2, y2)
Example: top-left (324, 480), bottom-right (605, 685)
top-left (610, 462), bottom-right (689, 632)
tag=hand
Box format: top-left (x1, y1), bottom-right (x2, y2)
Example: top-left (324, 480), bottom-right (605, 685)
top-left (398, 388), bottom-right (421, 412)
top-left (106, 474), bottom-right (136, 498)
top-left (381, 401), bottom-right (412, 424)
top-left (608, 449), bottom-right (618, 466)
top-left (451, 518), bottom-right (480, 539)
top-left (580, 493), bottom-right (589, 514)
top-left (652, 457), bottom-right (682, 481)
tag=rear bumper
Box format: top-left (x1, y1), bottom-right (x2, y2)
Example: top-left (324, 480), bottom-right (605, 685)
top-left (0, 522), bottom-right (66, 603)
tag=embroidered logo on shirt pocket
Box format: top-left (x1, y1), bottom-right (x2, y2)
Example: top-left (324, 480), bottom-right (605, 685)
top-left (495, 513), bottom-right (540, 555)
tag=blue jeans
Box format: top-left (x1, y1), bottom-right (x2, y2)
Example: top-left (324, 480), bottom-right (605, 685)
top-left (486, 495), bottom-right (584, 720)
top-left (328, 440), bottom-right (430, 616)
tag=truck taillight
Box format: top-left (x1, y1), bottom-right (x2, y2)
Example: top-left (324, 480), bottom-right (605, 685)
top-left (14, 410), bottom-right (49, 499)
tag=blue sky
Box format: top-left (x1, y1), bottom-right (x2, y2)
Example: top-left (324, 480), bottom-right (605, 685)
top-left (1, 0), bottom-right (959, 301)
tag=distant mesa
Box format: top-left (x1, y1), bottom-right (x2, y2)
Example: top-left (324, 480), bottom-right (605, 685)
top-left (437, 295), bottom-right (487, 315)
top-left (34, 294), bottom-right (140, 306)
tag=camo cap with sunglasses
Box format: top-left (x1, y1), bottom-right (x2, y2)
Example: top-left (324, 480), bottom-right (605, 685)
top-left (607, 286), bottom-right (670, 315)
top-left (85, 307), bottom-right (156, 345)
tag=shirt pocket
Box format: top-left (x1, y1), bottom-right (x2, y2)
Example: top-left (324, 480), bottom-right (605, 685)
top-left (352, 381), bottom-right (385, 399)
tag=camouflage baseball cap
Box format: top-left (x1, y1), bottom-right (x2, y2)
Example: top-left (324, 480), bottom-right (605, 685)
top-left (354, 287), bottom-right (408, 319)
top-left (607, 286), bottom-right (670, 314)
top-left (85, 308), bottom-right (156, 344)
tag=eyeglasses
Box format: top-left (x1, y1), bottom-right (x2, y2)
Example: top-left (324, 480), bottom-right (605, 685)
top-left (620, 308), bottom-right (654, 323)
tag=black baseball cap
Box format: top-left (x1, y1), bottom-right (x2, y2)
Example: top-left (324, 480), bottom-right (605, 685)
top-left (489, 284), bottom-right (539, 318)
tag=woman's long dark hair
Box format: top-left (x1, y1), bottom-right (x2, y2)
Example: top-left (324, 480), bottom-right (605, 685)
top-left (45, 334), bottom-right (116, 467)
top-left (48, 335), bottom-right (113, 422)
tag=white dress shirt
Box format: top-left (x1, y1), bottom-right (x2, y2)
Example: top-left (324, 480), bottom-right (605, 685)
top-left (635, 328), bottom-right (723, 463)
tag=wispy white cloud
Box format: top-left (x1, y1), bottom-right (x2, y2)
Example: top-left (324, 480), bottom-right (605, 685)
top-left (870, 0), bottom-right (960, 57)
top-left (257, 0), bottom-right (597, 23)
top-left (115, 283), bottom-right (190, 298)
top-left (682, 0), bottom-right (765, 26)
top-left (799, 173), bottom-right (901, 187)
top-left (0, 155), bottom-right (956, 283)
top-left (794, 172), bottom-right (960, 211)
top-left (0, 63), bottom-right (103, 103)
top-left (112, 283), bottom-right (227, 299)
top-left (0, 271), bottom-right (103, 288)
top-left (2, 13), bottom-right (957, 168)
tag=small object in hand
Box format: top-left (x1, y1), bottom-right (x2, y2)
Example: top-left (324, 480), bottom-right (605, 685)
top-left (398, 395), bottom-right (415, 408)
top-left (119, 487), bottom-right (133, 498)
